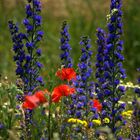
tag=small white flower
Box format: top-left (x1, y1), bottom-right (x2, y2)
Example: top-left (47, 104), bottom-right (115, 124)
top-left (5, 76), bottom-right (8, 80)
top-left (52, 114), bottom-right (55, 118)
top-left (128, 101), bottom-right (132, 105)
top-left (118, 101), bottom-right (125, 104)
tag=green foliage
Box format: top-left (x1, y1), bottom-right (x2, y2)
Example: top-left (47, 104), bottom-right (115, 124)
top-left (0, 76), bottom-right (138, 139)
top-left (0, 0), bottom-right (140, 81)
top-left (123, 0), bottom-right (140, 79)
top-left (0, 77), bottom-right (23, 139)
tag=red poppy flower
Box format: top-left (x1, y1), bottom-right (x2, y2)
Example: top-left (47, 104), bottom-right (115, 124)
top-left (34, 89), bottom-right (48, 103)
top-left (56, 68), bottom-right (76, 81)
top-left (22, 89), bottom-right (48, 110)
top-left (55, 84), bottom-right (75, 96)
top-left (93, 99), bottom-right (102, 112)
top-left (22, 100), bottom-right (37, 110)
top-left (52, 91), bottom-right (62, 103)
top-left (22, 95), bottom-right (39, 110)
top-left (52, 84), bottom-right (75, 102)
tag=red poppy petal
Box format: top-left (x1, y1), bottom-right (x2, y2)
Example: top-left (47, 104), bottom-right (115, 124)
top-left (56, 68), bottom-right (76, 81)
top-left (52, 86), bottom-right (62, 102)
top-left (52, 89), bottom-right (61, 96)
top-left (52, 93), bottom-right (61, 103)
top-left (35, 91), bottom-right (47, 103)
top-left (59, 84), bottom-right (75, 96)
top-left (93, 99), bottom-right (102, 112)
top-left (22, 100), bottom-right (37, 110)
top-left (25, 95), bottom-right (40, 104)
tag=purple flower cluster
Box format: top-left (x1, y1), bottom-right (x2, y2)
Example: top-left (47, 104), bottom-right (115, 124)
top-left (59, 22), bottom-right (74, 138)
top-left (72, 37), bottom-right (96, 122)
top-left (8, 0), bottom-right (44, 139)
top-left (8, 22), bottom-right (25, 86)
top-left (95, 0), bottom-right (126, 135)
top-left (60, 21), bottom-right (73, 68)
top-left (9, 0), bottom-right (44, 93)
top-left (95, 28), bottom-right (106, 102)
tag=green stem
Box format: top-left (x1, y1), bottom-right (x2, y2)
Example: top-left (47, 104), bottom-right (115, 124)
top-left (48, 94), bottom-right (51, 140)
top-left (60, 97), bottom-right (64, 139)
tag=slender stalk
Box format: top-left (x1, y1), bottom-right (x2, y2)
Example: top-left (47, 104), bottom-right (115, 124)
top-left (48, 93), bottom-right (51, 140)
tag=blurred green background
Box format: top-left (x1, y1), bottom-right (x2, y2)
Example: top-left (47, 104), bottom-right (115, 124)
top-left (0, 0), bottom-right (140, 82)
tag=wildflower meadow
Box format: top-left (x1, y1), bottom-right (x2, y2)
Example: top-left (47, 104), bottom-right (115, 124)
top-left (0, 0), bottom-right (140, 140)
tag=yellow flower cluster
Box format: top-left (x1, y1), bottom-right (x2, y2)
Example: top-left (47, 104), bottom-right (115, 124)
top-left (92, 118), bottom-right (110, 126)
top-left (68, 118), bottom-right (88, 127)
top-left (92, 119), bottom-right (101, 126)
top-left (103, 118), bottom-right (110, 124)
top-left (122, 110), bottom-right (133, 118)
top-left (68, 117), bottom-right (110, 127)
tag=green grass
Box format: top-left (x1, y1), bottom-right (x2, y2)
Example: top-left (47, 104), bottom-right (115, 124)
top-left (0, 0), bottom-right (140, 81)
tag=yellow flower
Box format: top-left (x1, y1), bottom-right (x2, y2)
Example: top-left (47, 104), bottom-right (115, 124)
top-left (122, 112), bottom-right (127, 116)
top-left (92, 119), bottom-right (101, 125)
top-left (103, 118), bottom-right (110, 124)
top-left (127, 110), bottom-right (133, 114)
top-left (68, 118), bottom-right (88, 127)
top-left (82, 120), bottom-right (88, 127)
top-left (77, 119), bottom-right (83, 124)
top-left (77, 119), bottom-right (88, 127)
top-left (68, 118), bottom-right (77, 123)
top-left (122, 111), bottom-right (132, 118)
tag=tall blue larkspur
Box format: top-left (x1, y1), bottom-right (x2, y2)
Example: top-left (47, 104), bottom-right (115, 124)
top-left (68, 37), bottom-right (97, 139)
top-left (95, 28), bottom-right (106, 103)
top-left (75, 36), bottom-right (95, 120)
top-left (8, 0), bottom-right (44, 139)
top-left (59, 21), bottom-right (74, 139)
top-left (60, 21), bottom-right (73, 68)
top-left (9, 0), bottom-right (44, 93)
top-left (95, 0), bottom-right (126, 135)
